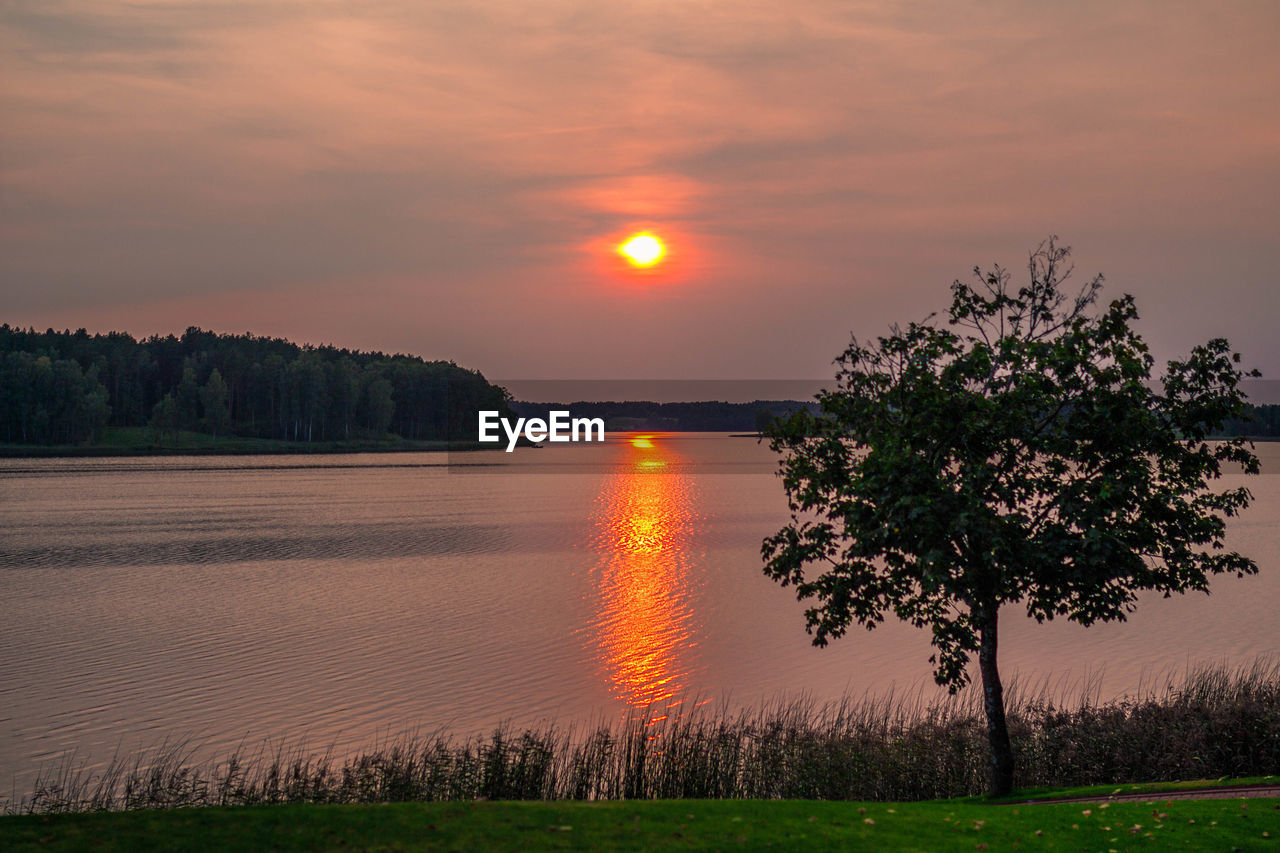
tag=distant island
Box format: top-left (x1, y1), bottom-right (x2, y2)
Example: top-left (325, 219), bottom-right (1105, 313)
top-left (509, 399), bottom-right (820, 434)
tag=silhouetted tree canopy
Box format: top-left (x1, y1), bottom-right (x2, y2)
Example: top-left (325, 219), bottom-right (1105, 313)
top-left (763, 239), bottom-right (1260, 795)
top-left (0, 325), bottom-right (509, 445)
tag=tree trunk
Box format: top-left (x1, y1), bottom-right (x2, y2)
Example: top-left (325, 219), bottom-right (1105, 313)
top-left (977, 605), bottom-right (1015, 796)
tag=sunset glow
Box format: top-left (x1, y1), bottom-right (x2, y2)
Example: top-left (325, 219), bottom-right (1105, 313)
top-left (1, 4), bottom-right (1277, 379)
top-left (592, 433), bottom-right (698, 708)
top-left (618, 233), bottom-right (666, 268)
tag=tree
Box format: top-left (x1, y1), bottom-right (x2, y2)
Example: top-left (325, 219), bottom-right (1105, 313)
top-left (78, 365), bottom-right (111, 443)
top-left (330, 357), bottom-right (360, 440)
top-left (150, 394), bottom-right (180, 441)
top-left (176, 364), bottom-right (201, 431)
top-left (755, 407), bottom-right (777, 435)
top-left (288, 352), bottom-right (328, 442)
top-left (360, 368), bottom-right (395, 437)
top-left (762, 239), bottom-right (1260, 795)
top-left (200, 368), bottom-right (231, 440)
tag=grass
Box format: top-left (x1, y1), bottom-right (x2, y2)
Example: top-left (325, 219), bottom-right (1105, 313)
top-left (990, 775), bottom-right (1279, 803)
top-left (1, 795), bottom-right (1277, 851)
top-left (8, 661), bottom-right (1278, 814)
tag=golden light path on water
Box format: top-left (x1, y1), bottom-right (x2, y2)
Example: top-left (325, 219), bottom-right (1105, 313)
top-left (590, 434), bottom-right (700, 715)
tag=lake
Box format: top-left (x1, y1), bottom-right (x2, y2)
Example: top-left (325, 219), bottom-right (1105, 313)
top-left (1, 433), bottom-right (1277, 793)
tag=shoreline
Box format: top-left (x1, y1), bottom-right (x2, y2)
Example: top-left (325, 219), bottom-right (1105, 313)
top-left (0, 440), bottom-right (500, 458)
top-left (4, 432), bottom-right (1274, 458)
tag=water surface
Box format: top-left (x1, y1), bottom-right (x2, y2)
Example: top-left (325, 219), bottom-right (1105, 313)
top-left (1, 434), bottom-right (1276, 791)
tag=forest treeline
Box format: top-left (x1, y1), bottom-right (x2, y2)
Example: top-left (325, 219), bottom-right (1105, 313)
top-left (1219, 403), bottom-right (1280, 438)
top-left (1, 323), bottom-right (1276, 447)
top-left (0, 325), bottom-right (511, 446)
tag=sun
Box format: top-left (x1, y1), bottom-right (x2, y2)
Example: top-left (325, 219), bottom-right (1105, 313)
top-left (618, 232), bottom-right (666, 268)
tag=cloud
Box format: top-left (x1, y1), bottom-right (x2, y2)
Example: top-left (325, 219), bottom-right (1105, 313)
top-left (1, 1), bottom-right (1278, 378)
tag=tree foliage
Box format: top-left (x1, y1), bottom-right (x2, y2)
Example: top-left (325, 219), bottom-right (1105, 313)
top-left (0, 352), bottom-right (110, 444)
top-left (0, 325), bottom-right (509, 445)
top-left (763, 239), bottom-right (1260, 793)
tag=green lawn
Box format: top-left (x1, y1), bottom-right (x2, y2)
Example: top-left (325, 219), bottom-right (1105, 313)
top-left (3, 795), bottom-right (1276, 851)
top-left (987, 775), bottom-right (1279, 803)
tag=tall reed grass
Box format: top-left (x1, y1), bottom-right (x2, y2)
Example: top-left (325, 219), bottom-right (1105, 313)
top-left (9, 660), bottom-right (1278, 813)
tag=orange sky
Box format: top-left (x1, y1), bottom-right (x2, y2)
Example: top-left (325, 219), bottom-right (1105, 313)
top-left (2, 1), bottom-right (1278, 380)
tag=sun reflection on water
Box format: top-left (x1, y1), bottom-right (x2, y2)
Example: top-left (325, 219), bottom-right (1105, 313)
top-left (590, 433), bottom-right (699, 711)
